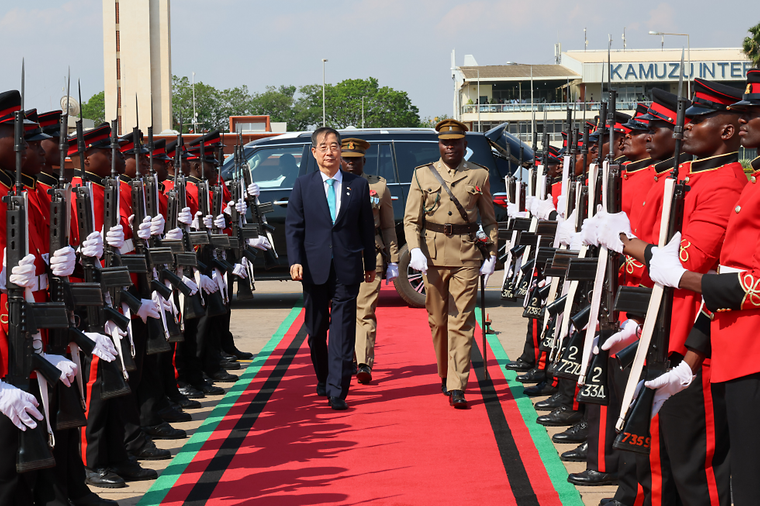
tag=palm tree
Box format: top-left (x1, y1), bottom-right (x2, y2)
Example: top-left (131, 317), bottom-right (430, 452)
top-left (743, 22), bottom-right (760, 67)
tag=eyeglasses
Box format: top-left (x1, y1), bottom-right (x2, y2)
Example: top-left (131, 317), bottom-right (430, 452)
top-left (314, 144), bottom-right (340, 153)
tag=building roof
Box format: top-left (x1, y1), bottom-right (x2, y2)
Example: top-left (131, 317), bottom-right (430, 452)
top-left (460, 64), bottom-right (579, 81)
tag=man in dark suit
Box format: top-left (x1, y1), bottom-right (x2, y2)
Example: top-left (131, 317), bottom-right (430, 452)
top-left (286, 127), bottom-right (376, 410)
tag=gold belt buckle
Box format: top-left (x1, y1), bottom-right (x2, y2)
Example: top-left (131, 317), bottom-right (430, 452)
top-left (443, 224), bottom-right (453, 236)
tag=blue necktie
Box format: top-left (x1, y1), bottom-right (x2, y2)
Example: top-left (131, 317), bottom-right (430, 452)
top-left (326, 178), bottom-right (337, 223)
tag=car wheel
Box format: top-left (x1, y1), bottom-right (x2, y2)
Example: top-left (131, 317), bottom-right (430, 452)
top-left (393, 244), bottom-right (426, 308)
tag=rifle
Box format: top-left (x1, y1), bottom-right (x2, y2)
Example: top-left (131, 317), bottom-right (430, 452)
top-left (6, 70), bottom-right (68, 471)
top-left (229, 137), bottom-right (260, 300)
top-left (239, 150), bottom-right (278, 269)
top-left (614, 49), bottom-right (689, 453)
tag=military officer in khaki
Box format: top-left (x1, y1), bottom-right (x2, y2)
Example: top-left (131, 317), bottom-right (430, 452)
top-left (403, 120), bottom-right (498, 408)
top-left (341, 138), bottom-right (399, 384)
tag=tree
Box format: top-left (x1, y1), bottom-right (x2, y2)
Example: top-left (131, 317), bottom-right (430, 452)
top-left (171, 76), bottom-right (254, 132)
top-left (249, 85), bottom-right (317, 131)
top-left (743, 22), bottom-right (760, 67)
top-left (81, 91), bottom-right (105, 125)
top-left (299, 77), bottom-right (420, 129)
top-left (419, 114), bottom-right (451, 128)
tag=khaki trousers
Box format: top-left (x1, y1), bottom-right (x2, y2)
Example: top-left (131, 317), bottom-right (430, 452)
top-left (355, 250), bottom-right (383, 368)
top-left (424, 264), bottom-right (479, 391)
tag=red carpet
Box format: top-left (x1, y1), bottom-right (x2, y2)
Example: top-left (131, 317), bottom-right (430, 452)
top-left (156, 287), bottom-right (566, 505)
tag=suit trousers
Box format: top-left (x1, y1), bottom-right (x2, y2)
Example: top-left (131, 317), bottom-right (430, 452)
top-left (355, 250), bottom-right (383, 368)
top-left (424, 264), bottom-right (479, 392)
top-left (303, 262), bottom-right (361, 400)
top-left (715, 372), bottom-right (760, 506)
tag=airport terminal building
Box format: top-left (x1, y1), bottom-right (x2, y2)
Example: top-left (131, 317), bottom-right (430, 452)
top-left (453, 48), bottom-right (752, 146)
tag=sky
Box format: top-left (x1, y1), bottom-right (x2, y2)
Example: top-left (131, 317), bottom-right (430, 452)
top-left (0, 0), bottom-right (755, 120)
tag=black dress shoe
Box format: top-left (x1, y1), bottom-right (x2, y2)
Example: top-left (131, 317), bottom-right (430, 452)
top-left (328, 397), bottom-right (348, 410)
top-left (552, 420), bottom-right (589, 444)
top-left (560, 442), bottom-right (588, 462)
top-left (178, 384), bottom-right (205, 399)
top-left (159, 406), bottom-right (192, 423)
top-left (536, 405), bottom-right (583, 426)
top-left (143, 421), bottom-right (187, 439)
top-left (316, 382), bottom-right (327, 396)
top-left (505, 357), bottom-right (534, 371)
top-left (449, 390), bottom-right (468, 409)
top-left (129, 440), bottom-right (172, 460)
top-left (232, 348), bottom-right (253, 360)
top-left (441, 378), bottom-right (449, 396)
top-left (535, 392), bottom-right (568, 411)
top-left (567, 469), bottom-right (618, 486)
top-left (71, 492), bottom-right (119, 505)
top-left (84, 468), bottom-right (126, 489)
top-left (220, 360), bottom-right (241, 370)
top-left (208, 370), bottom-right (238, 383)
top-left (516, 368), bottom-right (546, 384)
top-left (523, 380), bottom-right (559, 397)
top-left (199, 382), bottom-right (225, 395)
top-left (109, 459), bottom-right (158, 482)
top-left (220, 351), bottom-right (238, 362)
top-left (356, 364), bottom-right (372, 384)
top-left (169, 394), bottom-right (202, 410)
top-left (599, 500), bottom-right (625, 506)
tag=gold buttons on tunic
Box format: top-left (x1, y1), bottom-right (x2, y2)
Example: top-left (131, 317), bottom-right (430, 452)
top-left (684, 176), bottom-right (690, 184)
top-left (751, 176), bottom-right (756, 184)
top-left (735, 205), bottom-right (742, 213)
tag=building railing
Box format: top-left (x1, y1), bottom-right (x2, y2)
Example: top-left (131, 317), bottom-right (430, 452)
top-left (461, 100), bottom-right (651, 115)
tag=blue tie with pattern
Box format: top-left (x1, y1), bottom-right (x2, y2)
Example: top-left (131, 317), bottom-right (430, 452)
top-left (326, 178), bottom-right (337, 223)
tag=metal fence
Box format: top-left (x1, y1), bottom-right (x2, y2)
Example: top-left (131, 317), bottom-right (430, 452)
top-left (462, 100), bottom-right (650, 115)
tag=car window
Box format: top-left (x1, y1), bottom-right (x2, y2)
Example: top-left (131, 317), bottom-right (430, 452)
top-left (245, 145), bottom-right (304, 189)
top-left (362, 143), bottom-right (395, 183)
top-left (393, 141), bottom-right (440, 184)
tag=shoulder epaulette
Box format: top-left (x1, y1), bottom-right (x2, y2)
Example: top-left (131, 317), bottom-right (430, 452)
top-left (0, 169), bottom-right (14, 189)
top-left (690, 152), bottom-right (739, 173)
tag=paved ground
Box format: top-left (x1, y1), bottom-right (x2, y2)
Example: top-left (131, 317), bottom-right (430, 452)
top-left (98, 278), bottom-right (615, 506)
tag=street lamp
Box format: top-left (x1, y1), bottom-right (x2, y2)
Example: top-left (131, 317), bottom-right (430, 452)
top-left (191, 71), bottom-right (197, 133)
top-left (649, 31), bottom-right (690, 96)
top-left (322, 59), bottom-right (328, 127)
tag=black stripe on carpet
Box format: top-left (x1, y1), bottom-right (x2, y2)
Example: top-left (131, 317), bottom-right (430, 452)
top-left (471, 340), bottom-right (540, 506)
top-left (184, 324), bottom-right (308, 505)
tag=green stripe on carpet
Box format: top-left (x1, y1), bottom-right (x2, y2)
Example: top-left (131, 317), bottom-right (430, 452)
top-left (138, 300), bottom-right (303, 506)
top-left (476, 308), bottom-right (583, 506)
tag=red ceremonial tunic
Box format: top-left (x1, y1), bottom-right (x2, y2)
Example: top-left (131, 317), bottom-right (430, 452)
top-left (620, 158), bottom-right (655, 287)
top-left (701, 156), bottom-right (760, 382)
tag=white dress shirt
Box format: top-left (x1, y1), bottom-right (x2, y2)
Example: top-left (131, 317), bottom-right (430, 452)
top-left (319, 169), bottom-right (343, 218)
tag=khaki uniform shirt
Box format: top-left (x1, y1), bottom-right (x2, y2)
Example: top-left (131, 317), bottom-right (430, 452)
top-left (404, 158), bottom-right (498, 267)
top-left (364, 173), bottom-right (399, 264)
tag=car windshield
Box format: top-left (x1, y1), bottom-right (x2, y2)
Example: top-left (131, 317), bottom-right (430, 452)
top-left (244, 145), bottom-right (303, 188)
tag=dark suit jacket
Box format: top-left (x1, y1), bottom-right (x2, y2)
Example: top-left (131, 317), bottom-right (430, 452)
top-left (286, 169), bottom-right (376, 286)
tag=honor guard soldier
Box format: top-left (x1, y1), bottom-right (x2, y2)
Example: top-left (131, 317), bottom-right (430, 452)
top-left (340, 138), bottom-right (399, 384)
top-left (403, 119), bottom-right (498, 408)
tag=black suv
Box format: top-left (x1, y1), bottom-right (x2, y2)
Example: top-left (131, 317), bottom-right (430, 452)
top-left (221, 125), bottom-right (532, 307)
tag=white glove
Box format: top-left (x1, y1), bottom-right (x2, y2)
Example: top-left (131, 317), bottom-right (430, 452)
top-left (42, 353), bottom-right (77, 387)
top-left (200, 274), bottom-right (218, 294)
top-left (164, 227), bottom-right (183, 241)
top-left (136, 298), bottom-right (160, 323)
top-left (202, 215), bottom-right (213, 229)
top-left (594, 206), bottom-right (634, 254)
top-left (480, 255), bottom-right (496, 276)
top-left (645, 361), bottom-right (694, 417)
top-left (248, 236), bottom-right (272, 251)
top-left (235, 198), bottom-right (247, 215)
top-left (409, 248), bottom-right (428, 275)
top-left (534, 198), bottom-right (556, 221)
top-left (178, 207), bottom-right (193, 226)
top-left (129, 215), bottom-right (152, 241)
top-left (525, 196), bottom-right (537, 216)
top-left (507, 202), bottom-right (528, 219)
top-left (649, 232), bottom-right (687, 289)
top-left (556, 212), bottom-right (576, 246)
top-left (385, 263), bottom-right (399, 285)
top-left (80, 231), bottom-right (104, 259)
top-left (0, 380), bottom-right (43, 431)
top-left (84, 332), bottom-right (118, 362)
top-left (556, 195), bottom-right (566, 218)
top-left (232, 263), bottom-right (247, 278)
top-left (150, 214), bottom-right (166, 236)
top-left (247, 182), bottom-right (260, 198)
top-left (213, 214), bottom-right (226, 229)
top-left (50, 246), bottom-right (76, 277)
top-left (105, 224), bottom-right (125, 249)
top-left (182, 275), bottom-right (199, 295)
top-left (9, 254), bottom-right (37, 289)
top-left (569, 232), bottom-right (583, 251)
top-left (580, 215), bottom-right (601, 247)
top-left (601, 319), bottom-right (640, 355)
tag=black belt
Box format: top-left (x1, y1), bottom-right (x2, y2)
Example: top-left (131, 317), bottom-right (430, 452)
top-left (424, 222), bottom-right (478, 237)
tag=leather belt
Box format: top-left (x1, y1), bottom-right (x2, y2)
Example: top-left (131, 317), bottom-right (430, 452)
top-left (424, 222), bottom-right (477, 237)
